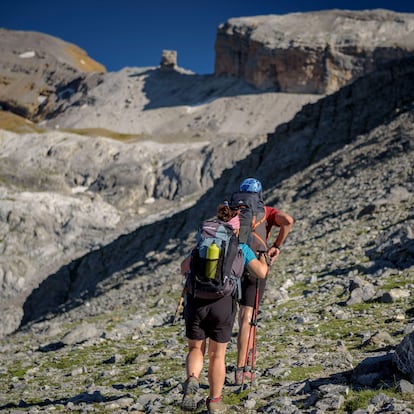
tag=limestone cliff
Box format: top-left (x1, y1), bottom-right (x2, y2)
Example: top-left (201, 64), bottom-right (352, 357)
top-left (215, 9), bottom-right (414, 93)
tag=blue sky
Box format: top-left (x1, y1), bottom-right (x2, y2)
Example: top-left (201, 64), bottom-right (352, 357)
top-left (1, 0), bottom-right (413, 74)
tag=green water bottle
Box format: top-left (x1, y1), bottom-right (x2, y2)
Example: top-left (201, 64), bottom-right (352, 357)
top-left (206, 242), bottom-right (220, 279)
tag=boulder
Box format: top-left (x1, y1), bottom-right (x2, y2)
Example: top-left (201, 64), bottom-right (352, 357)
top-left (393, 331), bottom-right (414, 382)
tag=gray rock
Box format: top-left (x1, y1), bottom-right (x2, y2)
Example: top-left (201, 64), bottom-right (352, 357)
top-left (394, 331), bottom-right (414, 381)
top-left (61, 323), bottom-right (99, 345)
top-left (381, 288), bottom-right (411, 303)
top-left (398, 379), bottom-right (414, 394)
top-left (315, 393), bottom-right (345, 411)
top-left (347, 277), bottom-right (377, 305)
top-left (352, 353), bottom-right (395, 387)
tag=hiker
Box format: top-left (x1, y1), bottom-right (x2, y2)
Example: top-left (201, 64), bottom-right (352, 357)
top-left (231, 178), bottom-right (294, 385)
top-left (180, 204), bottom-right (269, 414)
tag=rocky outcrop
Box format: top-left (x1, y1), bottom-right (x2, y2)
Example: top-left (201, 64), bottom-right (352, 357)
top-left (0, 29), bottom-right (105, 121)
top-left (0, 28), bottom-right (319, 133)
top-left (160, 49), bottom-right (177, 70)
top-left (215, 9), bottom-right (414, 93)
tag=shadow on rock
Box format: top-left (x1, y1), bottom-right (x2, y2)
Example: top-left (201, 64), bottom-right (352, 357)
top-left (137, 68), bottom-right (266, 110)
top-left (0, 390), bottom-right (130, 411)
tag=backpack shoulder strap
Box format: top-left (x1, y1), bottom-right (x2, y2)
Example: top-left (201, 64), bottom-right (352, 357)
top-left (252, 213), bottom-right (266, 230)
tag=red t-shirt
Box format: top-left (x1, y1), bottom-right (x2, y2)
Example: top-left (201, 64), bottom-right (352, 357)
top-left (265, 206), bottom-right (281, 240)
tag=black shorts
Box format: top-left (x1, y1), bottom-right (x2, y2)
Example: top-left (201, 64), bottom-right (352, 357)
top-left (239, 269), bottom-right (266, 307)
top-left (184, 294), bottom-right (237, 343)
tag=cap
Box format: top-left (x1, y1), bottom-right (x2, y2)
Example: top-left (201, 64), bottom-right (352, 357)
top-left (229, 198), bottom-right (248, 209)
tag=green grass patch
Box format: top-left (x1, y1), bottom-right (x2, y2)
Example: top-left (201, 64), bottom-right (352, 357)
top-left (282, 365), bottom-right (324, 381)
top-left (223, 388), bottom-right (251, 405)
top-left (63, 127), bottom-right (145, 142)
top-left (380, 279), bottom-right (412, 291)
top-left (7, 365), bottom-right (27, 378)
top-left (344, 388), bottom-right (413, 412)
top-left (312, 318), bottom-right (362, 347)
top-left (0, 110), bottom-right (45, 133)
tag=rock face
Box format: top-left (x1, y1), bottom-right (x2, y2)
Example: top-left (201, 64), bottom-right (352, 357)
top-left (255, 55), bottom-right (414, 186)
top-left (0, 29), bottom-right (105, 120)
top-left (215, 9), bottom-right (414, 93)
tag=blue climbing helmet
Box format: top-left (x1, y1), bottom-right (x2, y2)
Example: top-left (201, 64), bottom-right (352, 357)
top-left (240, 178), bottom-right (262, 193)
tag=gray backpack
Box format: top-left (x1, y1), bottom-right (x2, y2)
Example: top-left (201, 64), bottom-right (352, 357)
top-left (188, 219), bottom-right (244, 300)
top-left (230, 191), bottom-right (268, 253)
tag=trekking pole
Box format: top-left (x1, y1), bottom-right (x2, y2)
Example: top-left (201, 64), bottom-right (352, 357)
top-left (172, 278), bottom-right (187, 325)
top-left (250, 278), bottom-right (260, 380)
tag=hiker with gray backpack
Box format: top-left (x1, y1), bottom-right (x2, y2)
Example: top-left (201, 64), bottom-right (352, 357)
top-left (229, 178), bottom-right (294, 385)
top-left (179, 203), bottom-right (269, 414)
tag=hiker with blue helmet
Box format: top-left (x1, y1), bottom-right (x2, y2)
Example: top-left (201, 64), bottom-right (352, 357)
top-left (230, 177), bottom-right (294, 385)
top-left (180, 203), bottom-right (269, 413)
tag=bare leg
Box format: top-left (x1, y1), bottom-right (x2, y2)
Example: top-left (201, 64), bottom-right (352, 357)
top-left (182, 339), bottom-right (206, 411)
top-left (237, 305), bottom-right (254, 367)
top-left (207, 339), bottom-right (228, 398)
top-left (186, 338), bottom-right (206, 379)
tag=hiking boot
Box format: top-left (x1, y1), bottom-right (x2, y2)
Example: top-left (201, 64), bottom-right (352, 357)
top-left (234, 366), bottom-right (254, 385)
top-left (181, 376), bottom-right (199, 411)
top-left (206, 396), bottom-right (227, 414)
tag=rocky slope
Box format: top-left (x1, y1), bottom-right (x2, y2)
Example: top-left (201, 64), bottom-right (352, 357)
top-left (0, 88), bottom-right (412, 413)
top-left (40, 66), bottom-right (318, 136)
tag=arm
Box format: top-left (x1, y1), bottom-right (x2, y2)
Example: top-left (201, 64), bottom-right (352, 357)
top-left (240, 243), bottom-right (268, 279)
top-left (267, 209), bottom-right (294, 264)
top-left (246, 253), bottom-right (268, 279)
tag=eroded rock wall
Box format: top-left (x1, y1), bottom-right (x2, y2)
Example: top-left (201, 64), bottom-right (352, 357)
top-left (215, 10), bottom-right (414, 93)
